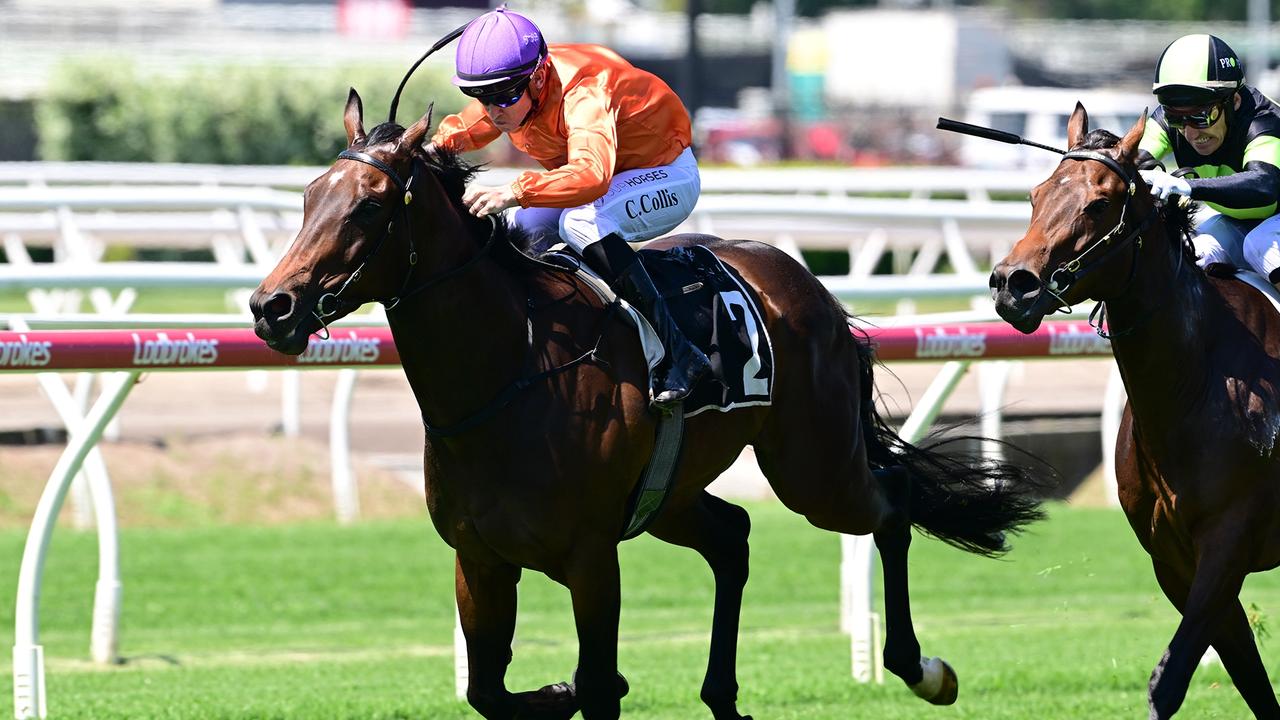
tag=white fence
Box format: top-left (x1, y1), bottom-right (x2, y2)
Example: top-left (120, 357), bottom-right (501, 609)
top-left (0, 161), bottom-right (1046, 195)
top-left (1, 163), bottom-right (1129, 716)
top-left (0, 164), bottom-right (1104, 532)
top-left (5, 319), bottom-right (1124, 718)
top-left (6, 326), bottom-right (401, 720)
top-left (0, 166), bottom-right (1037, 310)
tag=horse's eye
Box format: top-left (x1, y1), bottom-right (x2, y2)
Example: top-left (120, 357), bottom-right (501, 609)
top-left (1085, 199), bottom-right (1110, 217)
top-left (353, 199), bottom-right (384, 224)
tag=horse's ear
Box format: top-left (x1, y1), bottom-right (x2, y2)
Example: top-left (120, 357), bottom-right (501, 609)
top-left (344, 88), bottom-right (366, 147)
top-left (1118, 107), bottom-right (1149, 162)
top-left (400, 102), bottom-right (435, 151)
top-left (1066, 102), bottom-right (1089, 150)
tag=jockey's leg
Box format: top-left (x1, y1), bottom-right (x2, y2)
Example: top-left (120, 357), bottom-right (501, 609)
top-left (1238, 214), bottom-right (1280, 289)
top-left (560, 147), bottom-right (706, 409)
top-left (581, 233), bottom-right (710, 408)
top-left (510, 206), bottom-right (565, 255)
top-left (1192, 213), bottom-right (1250, 271)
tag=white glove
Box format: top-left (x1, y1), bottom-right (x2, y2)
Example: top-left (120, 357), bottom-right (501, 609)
top-left (1139, 169), bottom-right (1192, 201)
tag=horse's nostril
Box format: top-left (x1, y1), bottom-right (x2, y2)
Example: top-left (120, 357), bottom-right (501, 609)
top-left (989, 269), bottom-right (1006, 292)
top-left (262, 292), bottom-right (295, 322)
top-left (1007, 269), bottom-right (1042, 298)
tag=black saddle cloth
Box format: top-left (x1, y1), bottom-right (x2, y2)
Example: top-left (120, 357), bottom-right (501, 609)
top-left (637, 245), bottom-right (774, 416)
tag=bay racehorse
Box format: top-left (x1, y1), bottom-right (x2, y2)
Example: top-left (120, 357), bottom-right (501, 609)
top-left (990, 103), bottom-right (1280, 719)
top-left (251, 89), bottom-right (1051, 720)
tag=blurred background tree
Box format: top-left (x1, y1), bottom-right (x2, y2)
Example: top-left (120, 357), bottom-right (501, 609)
top-left (36, 59), bottom-right (464, 165)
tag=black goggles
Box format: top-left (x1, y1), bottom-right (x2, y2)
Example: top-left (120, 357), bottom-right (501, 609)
top-left (460, 76), bottom-right (530, 109)
top-left (1164, 102), bottom-right (1224, 130)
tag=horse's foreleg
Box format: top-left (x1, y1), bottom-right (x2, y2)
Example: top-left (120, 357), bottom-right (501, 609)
top-left (1148, 544), bottom-right (1249, 719)
top-left (455, 553), bottom-right (521, 720)
top-left (1152, 555), bottom-right (1278, 718)
top-left (565, 542), bottom-right (624, 720)
top-left (647, 492), bottom-right (753, 720)
top-left (874, 467), bottom-right (958, 705)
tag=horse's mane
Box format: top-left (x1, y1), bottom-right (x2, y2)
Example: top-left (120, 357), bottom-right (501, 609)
top-left (1077, 131), bottom-right (1280, 453)
top-left (363, 122), bottom-right (539, 274)
top-left (1075, 129), bottom-right (1198, 263)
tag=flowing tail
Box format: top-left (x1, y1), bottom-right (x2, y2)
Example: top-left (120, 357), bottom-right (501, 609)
top-left (853, 330), bottom-right (1057, 557)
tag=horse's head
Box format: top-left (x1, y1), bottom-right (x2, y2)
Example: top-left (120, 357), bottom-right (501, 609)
top-left (990, 103), bottom-right (1153, 333)
top-left (251, 89), bottom-right (434, 354)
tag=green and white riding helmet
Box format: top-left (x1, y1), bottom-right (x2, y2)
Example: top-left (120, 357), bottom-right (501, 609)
top-left (1153, 33), bottom-right (1245, 108)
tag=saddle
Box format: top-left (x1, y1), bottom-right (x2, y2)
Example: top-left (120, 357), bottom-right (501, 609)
top-left (1206, 263), bottom-right (1280, 314)
top-left (547, 244), bottom-right (775, 417)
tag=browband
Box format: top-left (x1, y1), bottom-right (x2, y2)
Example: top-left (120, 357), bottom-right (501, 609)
top-left (338, 150), bottom-right (407, 194)
top-left (1063, 149), bottom-right (1134, 186)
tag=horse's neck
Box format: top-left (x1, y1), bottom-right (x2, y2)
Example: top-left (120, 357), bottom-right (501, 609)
top-left (387, 219), bottom-right (530, 428)
top-left (1106, 234), bottom-right (1210, 431)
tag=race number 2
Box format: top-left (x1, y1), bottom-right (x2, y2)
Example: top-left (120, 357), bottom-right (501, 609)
top-left (720, 290), bottom-right (769, 397)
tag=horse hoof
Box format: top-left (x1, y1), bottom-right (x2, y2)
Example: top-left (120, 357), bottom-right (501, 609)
top-left (511, 682), bottom-right (578, 720)
top-left (909, 656), bottom-right (958, 706)
top-left (570, 668), bottom-right (630, 699)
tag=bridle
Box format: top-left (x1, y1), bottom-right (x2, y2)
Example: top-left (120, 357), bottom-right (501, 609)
top-left (934, 116), bottom-right (1170, 339)
top-left (311, 148), bottom-right (497, 338)
top-left (306, 7), bottom-right (489, 337)
top-left (1042, 150), bottom-right (1152, 300)
top-left (314, 144), bottom-right (608, 439)
top-left (1037, 149), bottom-right (1159, 338)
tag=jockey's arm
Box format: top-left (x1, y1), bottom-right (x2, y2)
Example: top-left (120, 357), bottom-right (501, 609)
top-left (512, 85), bottom-right (618, 209)
top-left (430, 102), bottom-right (502, 154)
top-left (1185, 136), bottom-right (1280, 217)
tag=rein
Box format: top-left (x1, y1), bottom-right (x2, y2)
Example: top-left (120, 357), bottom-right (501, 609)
top-left (422, 302), bottom-right (616, 438)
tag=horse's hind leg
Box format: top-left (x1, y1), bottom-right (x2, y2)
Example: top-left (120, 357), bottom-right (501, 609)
top-left (646, 492), bottom-right (753, 720)
top-left (872, 466), bottom-right (958, 704)
top-left (754, 440), bottom-right (956, 704)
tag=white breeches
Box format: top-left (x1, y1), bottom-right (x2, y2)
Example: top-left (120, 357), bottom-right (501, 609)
top-left (511, 147), bottom-right (700, 254)
top-left (1192, 212), bottom-right (1280, 281)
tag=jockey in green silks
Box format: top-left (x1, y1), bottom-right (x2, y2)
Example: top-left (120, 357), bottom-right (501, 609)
top-left (1137, 33), bottom-right (1280, 287)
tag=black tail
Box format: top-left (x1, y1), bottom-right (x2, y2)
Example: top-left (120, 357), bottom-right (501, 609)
top-left (853, 330), bottom-right (1057, 557)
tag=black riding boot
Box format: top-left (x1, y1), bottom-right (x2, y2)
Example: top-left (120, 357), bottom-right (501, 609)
top-left (583, 234), bottom-right (712, 409)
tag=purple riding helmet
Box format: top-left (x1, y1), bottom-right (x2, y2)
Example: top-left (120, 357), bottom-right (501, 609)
top-left (453, 8), bottom-right (547, 107)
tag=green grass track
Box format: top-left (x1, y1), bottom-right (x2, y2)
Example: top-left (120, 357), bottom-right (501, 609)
top-left (1, 503), bottom-right (1277, 718)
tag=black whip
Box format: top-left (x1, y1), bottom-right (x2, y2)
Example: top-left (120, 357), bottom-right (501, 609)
top-left (387, 20), bottom-right (471, 124)
top-left (936, 117), bottom-right (1066, 156)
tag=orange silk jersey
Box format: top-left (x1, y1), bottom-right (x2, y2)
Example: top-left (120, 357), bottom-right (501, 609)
top-left (431, 43), bottom-right (693, 209)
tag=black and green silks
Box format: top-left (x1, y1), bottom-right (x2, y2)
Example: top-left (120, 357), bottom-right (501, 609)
top-left (1138, 85), bottom-right (1280, 220)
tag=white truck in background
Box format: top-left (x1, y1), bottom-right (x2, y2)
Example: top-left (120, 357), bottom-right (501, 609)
top-left (959, 86), bottom-right (1151, 170)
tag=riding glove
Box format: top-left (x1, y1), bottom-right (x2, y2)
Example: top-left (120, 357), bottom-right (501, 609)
top-left (1139, 169), bottom-right (1193, 201)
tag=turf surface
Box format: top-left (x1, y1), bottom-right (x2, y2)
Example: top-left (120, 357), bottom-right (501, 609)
top-left (1, 503), bottom-right (1276, 718)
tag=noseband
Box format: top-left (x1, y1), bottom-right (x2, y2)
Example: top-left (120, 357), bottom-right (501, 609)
top-left (312, 148), bottom-right (498, 336)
